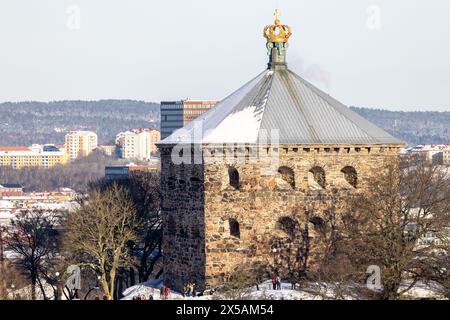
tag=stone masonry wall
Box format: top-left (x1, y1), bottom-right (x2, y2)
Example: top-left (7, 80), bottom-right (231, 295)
top-left (160, 146), bottom-right (207, 292)
top-left (202, 144), bottom-right (401, 288)
top-left (160, 143), bottom-right (402, 291)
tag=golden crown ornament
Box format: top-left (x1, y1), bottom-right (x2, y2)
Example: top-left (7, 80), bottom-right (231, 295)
top-left (263, 9), bottom-right (292, 43)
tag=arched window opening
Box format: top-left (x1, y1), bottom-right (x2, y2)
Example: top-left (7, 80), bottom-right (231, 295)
top-left (168, 164), bottom-right (176, 190)
top-left (229, 218), bottom-right (240, 238)
top-left (177, 178), bottom-right (186, 189)
top-left (309, 166), bottom-right (326, 189)
top-left (309, 216), bottom-right (325, 232)
top-left (189, 177), bottom-right (203, 192)
top-left (276, 216), bottom-right (297, 238)
top-left (180, 226), bottom-right (188, 238)
top-left (168, 177), bottom-right (176, 190)
top-left (341, 166), bottom-right (357, 188)
top-left (228, 167), bottom-right (240, 189)
top-left (278, 166), bottom-right (295, 189)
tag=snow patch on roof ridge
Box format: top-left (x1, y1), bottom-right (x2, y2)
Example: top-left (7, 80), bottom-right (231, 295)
top-left (160, 70), bottom-right (268, 144)
top-left (203, 71), bottom-right (273, 143)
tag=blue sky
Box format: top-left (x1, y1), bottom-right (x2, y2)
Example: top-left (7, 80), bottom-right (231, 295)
top-left (0, 0), bottom-right (449, 111)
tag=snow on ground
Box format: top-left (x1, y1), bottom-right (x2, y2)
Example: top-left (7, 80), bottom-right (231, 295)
top-left (244, 281), bottom-right (329, 300)
top-left (399, 280), bottom-right (446, 299)
top-left (0, 200), bottom-right (14, 209)
top-left (121, 279), bottom-right (446, 300)
top-left (122, 278), bottom-right (211, 300)
top-left (0, 211), bottom-right (14, 222)
top-left (121, 278), bottom-right (164, 300)
top-left (121, 279), bottom-right (355, 300)
top-left (8, 282), bottom-right (56, 300)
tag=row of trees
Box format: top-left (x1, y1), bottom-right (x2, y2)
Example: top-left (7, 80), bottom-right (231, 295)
top-left (1, 171), bottom-right (161, 300)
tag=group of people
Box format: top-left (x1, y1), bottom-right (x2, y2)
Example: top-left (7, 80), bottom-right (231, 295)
top-left (183, 281), bottom-right (197, 297)
top-left (130, 275), bottom-right (286, 300)
top-left (271, 275), bottom-right (282, 290)
top-left (132, 294), bottom-right (154, 300)
top-left (130, 286), bottom-right (170, 300)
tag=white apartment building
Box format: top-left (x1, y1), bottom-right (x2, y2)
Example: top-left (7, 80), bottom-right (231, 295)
top-left (444, 148), bottom-right (450, 165)
top-left (65, 131), bottom-right (98, 161)
top-left (410, 144), bottom-right (450, 165)
top-left (116, 128), bottom-right (160, 161)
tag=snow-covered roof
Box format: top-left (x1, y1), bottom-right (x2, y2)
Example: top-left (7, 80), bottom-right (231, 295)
top-left (159, 67), bottom-right (403, 145)
top-left (411, 144), bottom-right (449, 151)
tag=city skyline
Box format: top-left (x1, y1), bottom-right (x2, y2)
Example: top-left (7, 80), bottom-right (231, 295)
top-left (0, 1), bottom-right (449, 111)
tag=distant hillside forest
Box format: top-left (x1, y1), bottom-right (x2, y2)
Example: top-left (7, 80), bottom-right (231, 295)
top-left (0, 100), bottom-right (448, 146)
top-left (351, 107), bottom-right (449, 146)
top-left (0, 100), bottom-right (159, 146)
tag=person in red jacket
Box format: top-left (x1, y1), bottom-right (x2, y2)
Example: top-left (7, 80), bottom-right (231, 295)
top-left (163, 286), bottom-right (170, 299)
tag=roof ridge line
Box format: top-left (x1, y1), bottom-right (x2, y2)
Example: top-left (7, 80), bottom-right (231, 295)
top-left (251, 71), bottom-right (274, 142)
top-left (204, 70), bottom-right (271, 142)
top-left (200, 70), bottom-right (268, 124)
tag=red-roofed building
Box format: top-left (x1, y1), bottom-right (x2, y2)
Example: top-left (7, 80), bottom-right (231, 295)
top-left (0, 183), bottom-right (24, 197)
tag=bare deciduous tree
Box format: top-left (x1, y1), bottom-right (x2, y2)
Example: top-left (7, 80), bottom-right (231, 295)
top-left (92, 172), bottom-right (162, 285)
top-left (4, 210), bottom-right (60, 300)
top-left (62, 183), bottom-right (139, 300)
top-left (127, 172), bottom-right (162, 283)
top-left (422, 213), bottom-right (450, 299)
top-left (341, 156), bottom-right (450, 299)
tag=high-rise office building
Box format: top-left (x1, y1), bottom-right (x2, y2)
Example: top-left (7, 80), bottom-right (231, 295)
top-left (160, 100), bottom-right (218, 139)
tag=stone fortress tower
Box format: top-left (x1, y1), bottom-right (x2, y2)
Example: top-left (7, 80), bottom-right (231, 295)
top-left (158, 10), bottom-right (404, 292)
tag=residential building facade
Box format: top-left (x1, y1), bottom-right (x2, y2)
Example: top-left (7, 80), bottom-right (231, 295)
top-left (0, 145), bottom-right (68, 169)
top-left (116, 128), bottom-right (160, 161)
top-left (65, 131), bottom-right (98, 161)
top-left (443, 146), bottom-right (450, 165)
top-left (0, 184), bottom-right (24, 197)
top-left (105, 164), bottom-right (160, 180)
top-left (97, 144), bottom-right (117, 157)
top-left (409, 144), bottom-right (450, 165)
